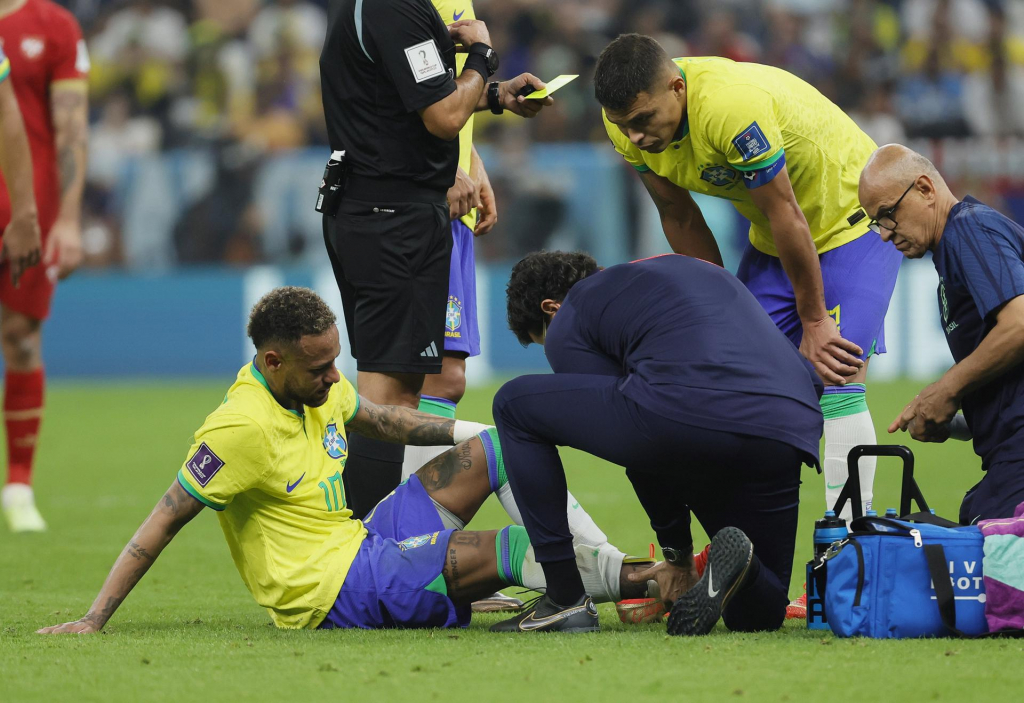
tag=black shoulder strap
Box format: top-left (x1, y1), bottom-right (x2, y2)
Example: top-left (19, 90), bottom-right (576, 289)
top-left (903, 512), bottom-right (960, 528)
top-left (923, 542), bottom-right (1024, 639)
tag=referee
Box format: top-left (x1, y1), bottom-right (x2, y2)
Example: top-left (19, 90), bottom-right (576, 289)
top-left (319, 0), bottom-right (552, 517)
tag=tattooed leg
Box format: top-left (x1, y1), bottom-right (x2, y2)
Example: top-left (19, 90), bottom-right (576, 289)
top-left (415, 436), bottom-right (492, 525)
top-left (442, 530), bottom-right (507, 605)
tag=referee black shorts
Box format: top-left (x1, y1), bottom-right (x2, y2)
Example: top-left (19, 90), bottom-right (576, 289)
top-left (324, 192), bottom-right (451, 374)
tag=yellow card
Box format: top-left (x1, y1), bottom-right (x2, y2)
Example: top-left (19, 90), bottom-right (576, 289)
top-left (523, 74), bottom-right (579, 99)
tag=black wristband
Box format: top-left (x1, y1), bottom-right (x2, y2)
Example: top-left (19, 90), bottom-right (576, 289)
top-left (463, 53), bottom-right (490, 82)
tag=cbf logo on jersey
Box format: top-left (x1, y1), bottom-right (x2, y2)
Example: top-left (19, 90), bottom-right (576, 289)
top-left (699, 164), bottom-right (738, 187)
top-left (445, 295), bottom-right (463, 337)
top-left (323, 422), bottom-right (348, 461)
top-left (732, 122), bottom-right (771, 161)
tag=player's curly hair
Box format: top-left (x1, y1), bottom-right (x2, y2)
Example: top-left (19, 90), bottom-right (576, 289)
top-left (594, 33), bottom-right (671, 112)
top-left (506, 251), bottom-right (599, 346)
top-left (247, 286), bottom-right (337, 349)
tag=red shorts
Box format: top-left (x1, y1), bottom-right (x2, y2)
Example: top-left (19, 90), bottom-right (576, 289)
top-left (0, 223), bottom-right (57, 322)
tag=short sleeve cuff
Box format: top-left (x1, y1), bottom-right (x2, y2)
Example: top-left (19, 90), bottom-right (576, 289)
top-left (633, 164), bottom-right (651, 172)
top-left (177, 470), bottom-right (226, 511)
top-left (344, 395), bottom-right (361, 425)
top-left (403, 79), bottom-right (457, 115)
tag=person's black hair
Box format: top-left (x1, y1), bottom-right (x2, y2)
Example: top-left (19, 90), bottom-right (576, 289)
top-left (247, 286), bottom-right (336, 349)
top-left (594, 33), bottom-right (672, 112)
top-left (506, 251), bottom-right (599, 346)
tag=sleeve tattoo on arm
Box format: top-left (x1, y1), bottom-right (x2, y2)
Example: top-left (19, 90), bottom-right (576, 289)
top-left (352, 399), bottom-right (455, 445)
top-left (51, 87), bottom-right (87, 198)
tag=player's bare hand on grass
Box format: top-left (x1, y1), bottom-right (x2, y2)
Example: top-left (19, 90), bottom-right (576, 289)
top-left (500, 74), bottom-right (553, 117)
top-left (447, 166), bottom-right (480, 221)
top-left (627, 560), bottom-right (699, 608)
top-left (889, 380), bottom-right (959, 442)
top-left (37, 618), bottom-right (101, 635)
top-left (44, 219), bottom-right (83, 280)
top-left (448, 19), bottom-right (491, 50)
top-left (799, 316), bottom-right (863, 385)
top-left (1, 207), bottom-right (42, 288)
top-left (474, 164), bottom-right (497, 236)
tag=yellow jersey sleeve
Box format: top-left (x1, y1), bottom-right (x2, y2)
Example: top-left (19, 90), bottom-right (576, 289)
top-left (602, 110), bottom-right (649, 172)
top-left (176, 414), bottom-right (270, 511)
top-left (701, 86), bottom-right (785, 174)
top-left (335, 374), bottom-right (360, 425)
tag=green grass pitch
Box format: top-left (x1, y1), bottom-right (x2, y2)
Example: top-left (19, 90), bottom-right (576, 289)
top-left (1, 379), bottom-right (1020, 702)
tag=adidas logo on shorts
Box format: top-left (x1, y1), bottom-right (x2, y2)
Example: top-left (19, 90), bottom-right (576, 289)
top-left (420, 342), bottom-right (439, 358)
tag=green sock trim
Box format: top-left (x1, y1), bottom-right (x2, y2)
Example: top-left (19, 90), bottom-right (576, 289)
top-left (507, 525), bottom-right (529, 586)
top-left (484, 428), bottom-right (507, 488)
top-left (425, 572), bottom-right (448, 596)
top-left (418, 397), bottom-right (456, 419)
top-left (820, 386), bottom-right (869, 420)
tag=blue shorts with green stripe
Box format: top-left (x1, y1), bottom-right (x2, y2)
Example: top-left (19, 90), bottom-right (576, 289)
top-left (319, 475), bottom-right (470, 629)
top-left (737, 231), bottom-right (902, 361)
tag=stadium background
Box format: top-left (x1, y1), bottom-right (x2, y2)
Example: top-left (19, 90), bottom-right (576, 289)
top-left (35, 0), bottom-right (1024, 383)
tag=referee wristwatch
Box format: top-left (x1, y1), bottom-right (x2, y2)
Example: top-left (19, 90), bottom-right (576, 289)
top-left (662, 547), bottom-right (689, 566)
top-left (468, 42), bottom-right (499, 77)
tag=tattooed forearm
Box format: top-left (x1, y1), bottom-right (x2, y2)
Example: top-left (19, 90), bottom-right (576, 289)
top-left (416, 441), bottom-right (475, 491)
top-left (349, 399), bottom-right (455, 445)
top-left (126, 541), bottom-right (155, 562)
top-left (50, 86), bottom-right (88, 204)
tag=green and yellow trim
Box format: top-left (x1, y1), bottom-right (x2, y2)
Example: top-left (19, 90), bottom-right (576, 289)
top-left (250, 362), bottom-right (302, 416)
top-left (344, 394), bottom-right (360, 424)
top-left (733, 148), bottom-right (786, 172)
top-left (0, 58), bottom-right (10, 83)
top-left (177, 469), bottom-right (226, 511)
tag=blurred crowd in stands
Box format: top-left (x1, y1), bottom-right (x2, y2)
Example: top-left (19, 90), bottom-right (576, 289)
top-left (58, 0), bottom-right (1024, 267)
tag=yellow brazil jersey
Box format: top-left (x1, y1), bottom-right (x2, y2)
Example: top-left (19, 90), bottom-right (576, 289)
top-left (177, 363), bottom-right (365, 629)
top-left (604, 57), bottom-right (878, 257)
top-left (431, 0), bottom-right (477, 230)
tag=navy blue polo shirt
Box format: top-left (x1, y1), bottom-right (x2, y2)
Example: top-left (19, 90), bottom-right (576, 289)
top-left (544, 254), bottom-right (824, 463)
top-left (933, 195), bottom-right (1024, 470)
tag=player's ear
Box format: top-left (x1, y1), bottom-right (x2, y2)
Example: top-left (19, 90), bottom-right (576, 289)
top-left (263, 349), bottom-right (285, 372)
top-left (540, 299), bottom-right (561, 317)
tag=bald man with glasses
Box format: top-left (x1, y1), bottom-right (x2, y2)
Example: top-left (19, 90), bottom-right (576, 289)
top-left (859, 143), bottom-right (1024, 523)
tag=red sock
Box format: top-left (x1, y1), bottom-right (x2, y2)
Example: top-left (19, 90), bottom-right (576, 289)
top-left (5, 368), bottom-right (44, 486)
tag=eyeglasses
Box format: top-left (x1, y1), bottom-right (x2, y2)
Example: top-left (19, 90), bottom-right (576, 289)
top-left (868, 182), bottom-right (915, 234)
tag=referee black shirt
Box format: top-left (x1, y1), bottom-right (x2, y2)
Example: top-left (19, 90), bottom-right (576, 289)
top-left (321, 0), bottom-right (460, 195)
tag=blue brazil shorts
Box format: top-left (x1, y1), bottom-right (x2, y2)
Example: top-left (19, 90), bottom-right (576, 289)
top-left (443, 220), bottom-right (481, 357)
top-left (736, 231), bottom-right (902, 361)
top-left (319, 475), bottom-right (471, 629)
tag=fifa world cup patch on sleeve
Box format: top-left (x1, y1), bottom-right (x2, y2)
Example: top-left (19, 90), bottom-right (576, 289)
top-left (186, 442), bottom-right (225, 487)
top-left (405, 39), bottom-right (446, 83)
top-left (732, 122), bottom-right (771, 161)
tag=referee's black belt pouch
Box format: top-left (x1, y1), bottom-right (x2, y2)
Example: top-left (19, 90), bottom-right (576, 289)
top-left (344, 176), bottom-right (447, 205)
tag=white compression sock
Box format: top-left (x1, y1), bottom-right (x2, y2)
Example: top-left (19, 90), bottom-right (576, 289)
top-left (496, 483), bottom-right (609, 547)
top-left (516, 541), bottom-right (625, 603)
top-left (823, 403), bottom-right (876, 523)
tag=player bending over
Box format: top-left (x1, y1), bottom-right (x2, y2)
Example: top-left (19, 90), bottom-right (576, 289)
top-left (38, 287), bottom-right (654, 634)
top-left (490, 252), bottom-right (823, 635)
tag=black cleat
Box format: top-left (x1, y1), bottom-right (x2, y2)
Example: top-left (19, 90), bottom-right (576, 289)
top-left (489, 593), bottom-right (600, 633)
top-left (666, 526), bottom-right (754, 636)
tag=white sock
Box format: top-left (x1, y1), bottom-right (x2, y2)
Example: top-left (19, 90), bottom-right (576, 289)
top-left (516, 541), bottom-right (625, 603)
top-left (496, 483), bottom-right (608, 548)
top-left (823, 408), bottom-right (876, 523)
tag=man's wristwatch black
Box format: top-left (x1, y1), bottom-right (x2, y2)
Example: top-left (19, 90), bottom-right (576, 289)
top-left (662, 547), bottom-right (688, 566)
top-left (487, 81), bottom-right (503, 115)
top-left (467, 42), bottom-right (499, 77)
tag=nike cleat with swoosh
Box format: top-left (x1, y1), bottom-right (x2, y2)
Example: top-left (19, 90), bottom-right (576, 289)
top-left (666, 527), bottom-right (753, 636)
top-left (489, 593), bottom-right (599, 633)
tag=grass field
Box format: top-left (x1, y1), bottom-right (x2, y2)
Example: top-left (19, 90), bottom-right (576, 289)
top-left (0, 379), bottom-right (1020, 702)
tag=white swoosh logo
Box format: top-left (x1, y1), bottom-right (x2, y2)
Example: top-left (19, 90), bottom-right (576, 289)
top-left (707, 565), bottom-right (720, 598)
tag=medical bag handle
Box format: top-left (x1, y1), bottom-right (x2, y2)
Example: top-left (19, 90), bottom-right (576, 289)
top-left (832, 445), bottom-right (930, 521)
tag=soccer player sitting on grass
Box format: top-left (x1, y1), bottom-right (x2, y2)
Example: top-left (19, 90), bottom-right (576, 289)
top-left (38, 287), bottom-right (654, 634)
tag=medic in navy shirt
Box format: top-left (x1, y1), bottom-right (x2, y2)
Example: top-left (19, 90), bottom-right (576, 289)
top-left (860, 144), bottom-right (1024, 525)
top-left (488, 251), bottom-right (824, 637)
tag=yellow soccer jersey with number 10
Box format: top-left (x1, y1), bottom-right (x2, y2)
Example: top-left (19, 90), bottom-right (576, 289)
top-left (432, 0), bottom-right (477, 230)
top-left (177, 363), bottom-right (365, 629)
top-left (604, 57), bottom-right (878, 257)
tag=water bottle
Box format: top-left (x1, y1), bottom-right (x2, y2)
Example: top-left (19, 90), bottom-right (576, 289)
top-left (866, 509), bottom-right (878, 517)
top-left (807, 510), bottom-right (848, 631)
top-left (885, 508), bottom-right (898, 519)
